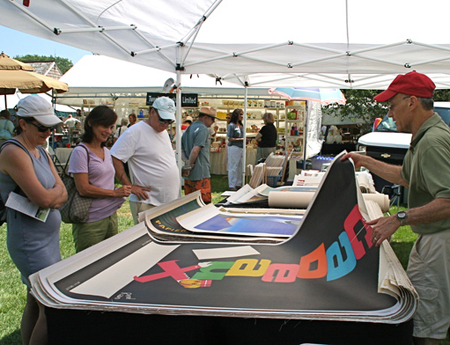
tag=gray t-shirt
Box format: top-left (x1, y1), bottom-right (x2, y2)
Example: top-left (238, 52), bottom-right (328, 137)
top-left (181, 120), bottom-right (211, 181)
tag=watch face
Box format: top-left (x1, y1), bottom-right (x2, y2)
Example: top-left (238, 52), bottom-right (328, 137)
top-left (397, 211), bottom-right (407, 220)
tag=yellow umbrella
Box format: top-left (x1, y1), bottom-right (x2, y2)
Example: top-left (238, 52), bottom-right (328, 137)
top-left (0, 52), bottom-right (34, 71)
top-left (0, 69), bottom-right (69, 94)
top-left (0, 52), bottom-right (68, 108)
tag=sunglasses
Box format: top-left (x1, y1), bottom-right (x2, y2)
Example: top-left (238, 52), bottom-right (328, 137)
top-left (156, 112), bottom-right (174, 125)
top-left (29, 122), bottom-right (55, 132)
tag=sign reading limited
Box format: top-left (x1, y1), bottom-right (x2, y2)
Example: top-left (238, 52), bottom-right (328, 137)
top-left (146, 92), bottom-right (198, 107)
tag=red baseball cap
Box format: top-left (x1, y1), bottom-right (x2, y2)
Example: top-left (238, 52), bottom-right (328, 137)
top-left (374, 71), bottom-right (436, 102)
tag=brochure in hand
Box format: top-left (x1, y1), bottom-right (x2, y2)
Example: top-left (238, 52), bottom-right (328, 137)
top-left (5, 192), bottom-right (50, 222)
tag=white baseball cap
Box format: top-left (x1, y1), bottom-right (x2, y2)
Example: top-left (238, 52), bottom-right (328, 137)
top-left (152, 97), bottom-right (176, 122)
top-left (17, 95), bottom-right (62, 126)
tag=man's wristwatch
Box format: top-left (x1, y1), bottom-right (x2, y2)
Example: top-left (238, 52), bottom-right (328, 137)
top-left (396, 211), bottom-right (408, 226)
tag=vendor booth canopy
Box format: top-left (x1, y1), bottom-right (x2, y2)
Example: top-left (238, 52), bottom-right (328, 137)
top-left (2, 0), bottom-right (450, 89)
top-left (0, 91), bottom-right (78, 115)
top-left (56, 54), bottom-right (271, 105)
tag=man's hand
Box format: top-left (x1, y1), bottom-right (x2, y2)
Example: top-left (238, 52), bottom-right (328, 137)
top-left (182, 164), bottom-right (193, 177)
top-left (131, 185), bottom-right (151, 200)
top-left (367, 215), bottom-right (400, 247)
top-left (340, 152), bottom-right (366, 169)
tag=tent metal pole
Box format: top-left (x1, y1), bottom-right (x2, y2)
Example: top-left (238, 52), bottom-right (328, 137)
top-left (242, 86), bottom-right (248, 186)
top-left (176, 69), bottom-right (183, 196)
top-left (303, 101), bottom-right (309, 169)
top-left (51, 89), bottom-right (56, 151)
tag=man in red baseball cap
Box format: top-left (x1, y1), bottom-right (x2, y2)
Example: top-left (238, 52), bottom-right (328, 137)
top-left (373, 70), bottom-right (436, 102)
top-left (342, 71), bottom-right (450, 345)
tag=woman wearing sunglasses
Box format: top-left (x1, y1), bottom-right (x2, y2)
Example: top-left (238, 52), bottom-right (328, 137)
top-left (0, 94), bottom-right (68, 344)
top-left (68, 106), bottom-right (131, 253)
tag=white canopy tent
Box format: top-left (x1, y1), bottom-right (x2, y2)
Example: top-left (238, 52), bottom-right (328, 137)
top-left (56, 54), bottom-right (272, 103)
top-left (0, 91), bottom-right (78, 114)
top-left (2, 0), bottom-right (450, 177)
top-left (2, 0), bottom-right (450, 88)
top-left (55, 54), bottom-right (324, 174)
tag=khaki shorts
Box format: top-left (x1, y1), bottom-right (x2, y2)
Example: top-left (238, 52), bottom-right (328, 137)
top-left (129, 201), bottom-right (156, 225)
top-left (407, 230), bottom-right (450, 339)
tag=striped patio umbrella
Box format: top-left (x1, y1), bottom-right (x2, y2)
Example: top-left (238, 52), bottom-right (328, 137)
top-left (268, 88), bottom-right (346, 105)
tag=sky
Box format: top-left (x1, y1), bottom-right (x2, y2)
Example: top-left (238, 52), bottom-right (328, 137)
top-left (0, 26), bottom-right (91, 65)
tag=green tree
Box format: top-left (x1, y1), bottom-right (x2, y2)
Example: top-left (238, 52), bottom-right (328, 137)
top-left (323, 89), bottom-right (450, 133)
top-left (323, 89), bottom-right (387, 133)
top-left (14, 54), bottom-right (73, 74)
top-left (434, 89), bottom-right (450, 101)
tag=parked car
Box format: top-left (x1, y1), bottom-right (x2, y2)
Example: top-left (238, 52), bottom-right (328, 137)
top-left (357, 102), bottom-right (450, 194)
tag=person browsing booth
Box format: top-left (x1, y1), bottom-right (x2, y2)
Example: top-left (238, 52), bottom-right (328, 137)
top-left (341, 70), bottom-right (450, 345)
top-left (181, 107), bottom-right (217, 204)
top-left (111, 97), bottom-right (180, 224)
top-left (0, 94), bottom-right (67, 344)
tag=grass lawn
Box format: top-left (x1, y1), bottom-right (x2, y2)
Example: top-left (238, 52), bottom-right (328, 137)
top-left (0, 176), bottom-right (449, 344)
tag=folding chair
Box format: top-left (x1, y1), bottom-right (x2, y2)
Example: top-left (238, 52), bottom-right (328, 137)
top-left (47, 146), bottom-right (64, 175)
top-left (381, 184), bottom-right (401, 211)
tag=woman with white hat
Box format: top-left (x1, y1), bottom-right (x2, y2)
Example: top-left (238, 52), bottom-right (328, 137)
top-left (0, 94), bottom-right (68, 344)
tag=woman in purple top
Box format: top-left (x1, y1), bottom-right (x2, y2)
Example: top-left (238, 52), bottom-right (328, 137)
top-left (69, 106), bottom-right (131, 252)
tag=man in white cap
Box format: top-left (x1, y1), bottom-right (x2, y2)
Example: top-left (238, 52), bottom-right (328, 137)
top-left (181, 107), bottom-right (217, 204)
top-left (111, 97), bottom-right (180, 224)
top-left (342, 71), bottom-right (450, 345)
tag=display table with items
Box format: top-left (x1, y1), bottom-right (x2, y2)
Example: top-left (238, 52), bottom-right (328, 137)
top-left (31, 154), bottom-right (416, 345)
top-left (54, 147), bottom-right (73, 165)
top-left (210, 147), bottom-right (256, 175)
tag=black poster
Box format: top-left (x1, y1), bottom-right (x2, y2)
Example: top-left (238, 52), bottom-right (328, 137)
top-left (52, 156), bottom-right (398, 318)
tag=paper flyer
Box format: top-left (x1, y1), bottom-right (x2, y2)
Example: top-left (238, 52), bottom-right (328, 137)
top-left (5, 191), bottom-right (50, 222)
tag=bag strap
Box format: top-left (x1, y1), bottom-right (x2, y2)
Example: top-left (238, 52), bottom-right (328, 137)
top-left (62, 143), bottom-right (90, 176)
top-left (0, 139), bottom-right (34, 161)
top-left (0, 139), bottom-right (34, 196)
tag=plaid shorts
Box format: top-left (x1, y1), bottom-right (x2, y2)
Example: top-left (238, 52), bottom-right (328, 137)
top-left (184, 178), bottom-right (211, 204)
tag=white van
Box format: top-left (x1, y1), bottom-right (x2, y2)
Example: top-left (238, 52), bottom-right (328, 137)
top-left (357, 102), bottom-right (450, 192)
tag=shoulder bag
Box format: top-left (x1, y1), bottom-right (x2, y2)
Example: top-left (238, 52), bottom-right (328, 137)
top-left (59, 144), bottom-right (93, 224)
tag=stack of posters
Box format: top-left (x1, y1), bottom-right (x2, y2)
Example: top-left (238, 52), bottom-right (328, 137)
top-left (225, 183), bottom-right (317, 206)
top-left (30, 152), bottom-right (417, 324)
top-left (143, 192), bottom-right (301, 244)
top-left (226, 171), bottom-right (389, 212)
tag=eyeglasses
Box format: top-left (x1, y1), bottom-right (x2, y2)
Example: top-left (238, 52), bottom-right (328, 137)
top-left (155, 110), bottom-right (174, 125)
top-left (28, 122), bottom-right (55, 132)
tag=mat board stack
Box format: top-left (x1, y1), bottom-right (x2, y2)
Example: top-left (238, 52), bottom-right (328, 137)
top-left (30, 153), bottom-right (417, 325)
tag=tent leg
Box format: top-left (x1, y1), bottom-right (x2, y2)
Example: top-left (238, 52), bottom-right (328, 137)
top-left (242, 86), bottom-right (248, 186)
top-left (176, 70), bottom-right (183, 197)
